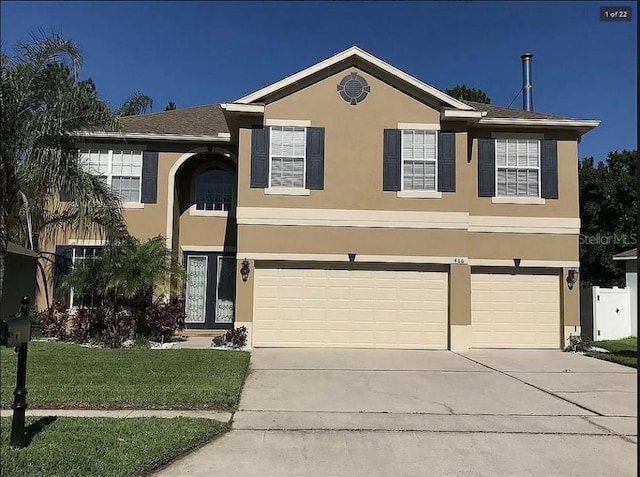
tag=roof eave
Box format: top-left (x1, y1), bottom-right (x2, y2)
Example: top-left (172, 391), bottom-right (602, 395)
top-left (441, 109), bottom-right (487, 120)
top-left (221, 103), bottom-right (265, 114)
top-left (474, 118), bottom-right (600, 134)
top-left (73, 131), bottom-right (232, 142)
top-left (613, 255), bottom-right (637, 261)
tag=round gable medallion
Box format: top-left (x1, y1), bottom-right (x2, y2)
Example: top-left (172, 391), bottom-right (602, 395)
top-left (337, 72), bottom-right (370, 105)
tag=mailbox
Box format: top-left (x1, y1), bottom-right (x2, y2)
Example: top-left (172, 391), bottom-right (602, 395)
top-left (0, 315), bottom-right (31, 347)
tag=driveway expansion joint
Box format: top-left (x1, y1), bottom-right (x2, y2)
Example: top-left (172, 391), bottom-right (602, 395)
top-left (454, 352), bottom-right (605, 417)
top-left (250, 368), bottom-right (490, 373)
top-left (236, 409), bottom-right (596, 416)
top-left (229, 428), bottom-right (632, 437)
top-left (580, 415), bottom-right (638, 444)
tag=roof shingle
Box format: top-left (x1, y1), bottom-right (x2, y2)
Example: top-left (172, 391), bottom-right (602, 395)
top-left (118, 104), bottom-right (229, 136)
top-left (461, 100), bottom-right (575, 120)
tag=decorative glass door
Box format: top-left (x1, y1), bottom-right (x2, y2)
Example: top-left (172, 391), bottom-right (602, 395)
top-left (185, 255), bottom-right (208, 323)
top-left (183, 252), bottom-right (236, 329)
top-left (216, 257), bottom-right (236, 323)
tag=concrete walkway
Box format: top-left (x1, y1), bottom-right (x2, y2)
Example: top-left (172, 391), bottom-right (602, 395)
top-left (155, 349), bottom-right (637, 477)
top-left (0, 409), bottom-right (232, 421)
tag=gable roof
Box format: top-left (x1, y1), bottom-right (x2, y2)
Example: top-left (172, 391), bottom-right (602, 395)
top-left (73, 47), bottom-right (598, 140)
top-left (234, 46), bottom-right (475, 111)
top-left (613, 248), bottom-right (637, 261)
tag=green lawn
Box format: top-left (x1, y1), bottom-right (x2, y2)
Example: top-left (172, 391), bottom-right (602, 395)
top-left (1, 342), bottom-right (250, 410)
top-left (0, 416), bottom-right (227, 477)
top-left (586, 337), bottom-right (637, 368)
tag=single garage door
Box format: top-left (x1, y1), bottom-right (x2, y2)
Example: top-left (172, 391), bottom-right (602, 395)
top-left (253, 266), bottom-right (448, 349)
top-left (471, 271), bottom-right (560, 349)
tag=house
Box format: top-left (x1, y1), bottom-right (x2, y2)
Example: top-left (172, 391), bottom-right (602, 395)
top-left (37, 46), bottom-right (600, 350)
top-left (613, 248), bottom-right (638, 336)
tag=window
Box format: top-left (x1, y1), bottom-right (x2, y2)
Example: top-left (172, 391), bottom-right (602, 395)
top-left (401, 130), bottom-right (437, 191)
top-left (69, 246), bottom-right (102, 308)
top-left (195, 168), bottom-right (233, 211)
top-left (269, 126), bottom-right (306, 188)
top-left (80, 149), bottom-right (143, 202)
top-left (495, 139), bottom-right (540, 197)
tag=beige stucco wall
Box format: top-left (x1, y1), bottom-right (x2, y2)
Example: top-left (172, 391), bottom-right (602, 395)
top-left (236, 66), bottom-right (580, 221)
top-left (235, 258), bottom-right (254, 325)
top-left (449, 264), bottom-right (471, 327)
top-left (238, 225), bottom-right (577, 262)
top-left (561, 267), bottom-right (580, 328)
top-left (179, 217), bottom-right (235, 251)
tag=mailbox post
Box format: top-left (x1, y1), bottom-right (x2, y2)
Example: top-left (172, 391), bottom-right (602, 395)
top-left (0, 296), bottom-right (32, 449)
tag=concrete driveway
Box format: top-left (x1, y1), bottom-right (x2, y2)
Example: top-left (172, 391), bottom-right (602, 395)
top-left (156, 349), bottom-right (637, 476)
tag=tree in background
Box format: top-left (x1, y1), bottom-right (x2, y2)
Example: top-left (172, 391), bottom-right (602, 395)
top-left (1, 32), bottom-right (126, 301)
top-left (165, 101), bottom-right (177, 111)
top-left (444, 85), bottom-right (491, 104)
top-left (32, 61), bottom-right (152, 118)
top-left (579, 150), bottom-right (637, 287)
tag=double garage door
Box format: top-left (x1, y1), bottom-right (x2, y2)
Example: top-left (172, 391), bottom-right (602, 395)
top-left (252, 266), bottom-right (561, 349)
top-left (253, 267), bottom-right (449, 349)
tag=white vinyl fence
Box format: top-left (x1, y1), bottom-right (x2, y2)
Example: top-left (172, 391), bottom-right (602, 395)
top-left (581, 286), bottom-right (633, 341)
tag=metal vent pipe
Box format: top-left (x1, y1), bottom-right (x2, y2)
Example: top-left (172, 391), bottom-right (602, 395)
top-left (521, 53), bottom-right (533, 111)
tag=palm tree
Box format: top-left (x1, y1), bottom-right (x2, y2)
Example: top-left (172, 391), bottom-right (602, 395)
top-left (117, 92), bottom-right (153, 116)
top-left (62, 236), bottom-right (185, 342)
top-left (0, 32), bottom-right (126, 301)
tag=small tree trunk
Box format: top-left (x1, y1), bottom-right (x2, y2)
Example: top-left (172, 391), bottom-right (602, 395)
top-left (0, 209), bottom-right (12, 304)
top-left (1, 160), bottom-right (19, 305)
top-left (0, 236), bottom-right (6, 306)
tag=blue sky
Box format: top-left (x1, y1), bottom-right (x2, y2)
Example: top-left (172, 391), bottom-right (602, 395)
top-left (1, 1), bottom-right (636, 160)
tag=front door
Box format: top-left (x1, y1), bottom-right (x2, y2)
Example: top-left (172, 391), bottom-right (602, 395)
top-left (184, 253), bottom-right (236, 329)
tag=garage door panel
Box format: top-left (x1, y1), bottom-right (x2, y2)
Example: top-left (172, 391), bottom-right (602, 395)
top-left (253, 267), bottom-right (448, 349)
top-left (471, 273), bottom-right (560, 349)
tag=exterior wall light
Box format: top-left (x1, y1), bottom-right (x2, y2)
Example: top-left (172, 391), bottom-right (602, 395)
top-left (348, 253), bottom-right (356, 262)
top-left (513, 257), bottom-right (521, 267)
top-left (240, 258), bottom-right (251, 282)
top-left (566, 268), bottom-right (579, 290)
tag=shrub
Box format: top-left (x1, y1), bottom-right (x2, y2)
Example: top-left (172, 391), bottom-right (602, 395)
top-left (130, 337), bottom-right (152, 349)
top-left (224, 326), bottom-right (247, 349)
top-left (29, 308), bottom-right (46, 339)
top-left (564, 334), bottom-right (593, 352)
top-left (101, 310), bottom-right (134, 348)
top-left (145, 297), bottom-right (186, 342)
top-left (69, 307), bottom-right (101, 343)
top-left (41, 300), bottom-right (69, 339)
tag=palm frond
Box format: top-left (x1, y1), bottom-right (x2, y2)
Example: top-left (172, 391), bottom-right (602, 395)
top-left (117, 92), bottom-right (153, 116)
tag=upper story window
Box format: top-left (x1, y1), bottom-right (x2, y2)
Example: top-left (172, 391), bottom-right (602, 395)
top-left (195, 167), bottom-right (233, 211)
top-left (495, 139), bottom-right (540, 197)
top-left (80, 149), bottom-right (143, 202)
top-left (402, 130), bottom-right (438, 191)
top-left (269, 126), bottom-right (306, 188)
